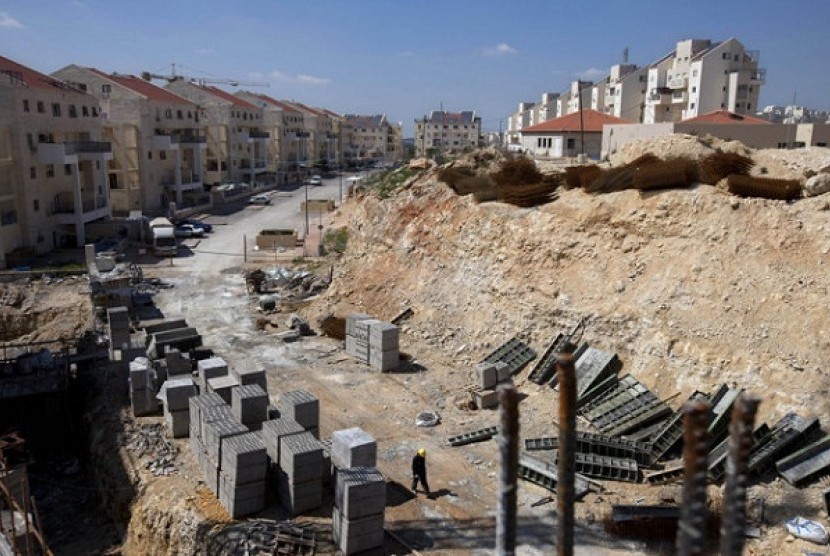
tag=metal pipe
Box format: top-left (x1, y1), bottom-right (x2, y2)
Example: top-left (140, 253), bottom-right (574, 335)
top-left (676, 400), bottom-right (712, 556)
top-left (720, 393), bottom-right (761, 556)
top-left (496, 385), bottom-right (520, 555)
top-left (555, 352), bottom-right (577, 556)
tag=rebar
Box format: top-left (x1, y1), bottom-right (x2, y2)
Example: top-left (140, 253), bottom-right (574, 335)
top-left (676, 400), bottom-right (711, 556)
top-left (496, 385), bottom-right (520, 556)
top-left (555, 353), bottom-right (577, 556)
top-left (720, 393), bottom-right (761, 556)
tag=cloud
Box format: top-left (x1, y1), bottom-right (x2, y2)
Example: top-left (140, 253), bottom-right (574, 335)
top-left (0, 12), bottom-right (24, 28)
top-left (484, 43), bottom-right (518, 56)
top-left (576, 67), bottom-right (605, 81)
top-left (264, 70), bottom-right (331, 86)
top-left (195, 48), bottom-right (214, 55)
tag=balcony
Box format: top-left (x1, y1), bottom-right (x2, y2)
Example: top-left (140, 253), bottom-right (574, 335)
top-left (254, 161), bottom-right (266, 169)
top-left (38, 140), bottom-right (112, 164)
top-left (667, 75), bottom-right (687, 89)
top-left (50, 194), bottom-right (109, 223)
top-left (750, 68), bottom-right (766, 85)
top-left (671, 91), bottom-right (688, 104)
top-left (648, 87), bottom-right (672, 103)
top-left (249, 130), bottom-right (270, 139)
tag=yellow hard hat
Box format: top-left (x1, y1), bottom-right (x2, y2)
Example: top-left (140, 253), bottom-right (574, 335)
top-left (417, 448), bottom-right (426, 457)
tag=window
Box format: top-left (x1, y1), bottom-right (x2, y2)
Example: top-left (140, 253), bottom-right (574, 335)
top-left (148, 151), bottom-right (153, 160)
top-left (691, 86), bottom-right (697, 93)
top-left (690, 103), bottom-right (696, 110)
top-left (69, 105), bottom-right (78, 118)
top-left (33, 200), bottom-right (39, 212)
top-left (37, 101), bottom-right (44, 113)
top-left (164, 109), bottom-right (172, 119)
top-left (747, 103), bottom-right (751, 110)
top-left (26, 134), bottom-right (34, 151)
top-left (817, 142), bottom-right (827, 147)
top-left (52, 103), bottom-right (62, 116)
top-left (777, 142), bottom-right (788, 149)
top-left (101, 84), bottom-right (111, 94)
top-left (82, 106), bottom-right (89, 117)
top-left (30, 167), bottom-right (36, 179)
top-left (159, 151), bottom-right (167, 160)
top-left (64, 164), bottom-right (72, 176)
top-left (46, 164), bottom-right (55, 177)
top-left (91, 107), bottom-right (98, 117)
top-left (177, 110), bottom-right (183, 119)
top-left (566, 138), bottom-right (575, 149)
top-left (23, 99), bottom-right (29, 112)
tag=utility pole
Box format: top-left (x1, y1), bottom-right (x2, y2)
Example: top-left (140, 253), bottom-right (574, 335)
top-left (578, 81), bottom-right (586, 159)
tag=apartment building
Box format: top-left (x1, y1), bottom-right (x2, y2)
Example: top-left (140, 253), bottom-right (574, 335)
top-left (506, 93), bottom-right (559, 146)
top-left (290, 101), bottom-right (340, 166)
top-left (758, 105), bottom-right (830, 124)
top-left (343, 114), bottom-right (403, 164)
top-left (414, 110), bottom-right (481, 156)
top-left (602, 64), bottom-right (649, 121)
top-left (0, 55), bottom-right (112, 267)
top-left (165, 81), bottom-right (267, 186)
top-left (644, 38), bottom-right (764, 123)
top-left (52, 66), bottom-right (206, 215)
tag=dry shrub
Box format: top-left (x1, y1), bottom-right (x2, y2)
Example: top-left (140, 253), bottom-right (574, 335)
top-left (457, 175), bottom-right (496, 195)
top-left (473, 188), bottom-right (499, 203)
top-left (625, 153), bottom-right (661, 169)
top-left (726, 175), bottom-right (801, 200)
top-left (699, 152), bottom-right (754, 184)
top-left (585, 166), bottom-right (636, 193)
top-left (491, 157), bottom-right (543, 187)
top-left (632, 158), bottom-right (698, 191)
top-left (318, 314), bottom-right (345, 340)
top-left (438, 166), bottom-right (475, 191)
top-left (498, 182), bottom-right (559, 208)
top-left (564, 165), bottom-right (601, 189)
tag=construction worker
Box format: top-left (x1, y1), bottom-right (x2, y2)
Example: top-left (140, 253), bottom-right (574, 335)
top-left (411, 448), bottom-right (430, 495)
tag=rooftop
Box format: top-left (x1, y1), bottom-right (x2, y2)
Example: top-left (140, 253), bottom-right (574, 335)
top-left (0, 55), bottom-right (86, 94)
top-left (345, 114), bottom-right (386, 128)
top-left (244, 93), bottom-right (302, 113)
top-left (196, 84), bottom-right (258, 109)
top-left (88, 69), bottom-right (192, 105)
top-left (419, 110), bottom-right (478, 124)
top-left (521, 109), bottom-right (630, 133)
top-left (681, 109), bottom-right (771, 125)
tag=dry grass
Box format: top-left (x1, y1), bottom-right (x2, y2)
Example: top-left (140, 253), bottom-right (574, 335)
top-left (318, 314), bottom-right (346, 340)
top-left (726, 174), bottom-right (801, 200)
top-left (632, 158), bottom-right (698, 191)
top-left (564, 165), bottom-right (602, 189)
top-left (699, 151), bottom-right (754, 185)
top-left (491, 157), bottom-right (543, 187)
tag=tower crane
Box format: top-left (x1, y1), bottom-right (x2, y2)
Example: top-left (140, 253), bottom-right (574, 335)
top-left (140, 63), bottom-right (269, 87)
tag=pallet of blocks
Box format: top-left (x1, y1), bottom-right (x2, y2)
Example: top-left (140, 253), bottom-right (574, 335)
top-left (279, 390), bottom-right (320, 438)
top-left (159, 376), bottom-right (197, 438)
top-left (333, 467), bottom-right (386, 554)
top-left (128, 357), bottom-right (158, 417)
top-left (344, 313), bottom-right (401, 371)
top-left (277, 432), bottom-right (324, 516)
top-left (219, 432), bottom-right (267, 518)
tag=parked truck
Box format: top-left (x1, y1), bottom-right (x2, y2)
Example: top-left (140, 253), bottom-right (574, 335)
top-left (148, 217), bottom-right (177, 256)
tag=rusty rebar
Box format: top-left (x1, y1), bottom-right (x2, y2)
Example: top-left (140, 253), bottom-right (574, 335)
top-left (676, 399), bottom-right (711, 556)
top-left (496, 385), bottom-right (520, 556)
top-left (555, 353), bottom-right (577, 556)
top-left (720, 393), bottom-right (761, 556)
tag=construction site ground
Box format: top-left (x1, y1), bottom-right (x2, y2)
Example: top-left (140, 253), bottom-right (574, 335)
top-left (3, 137), bottom-right (830, 554)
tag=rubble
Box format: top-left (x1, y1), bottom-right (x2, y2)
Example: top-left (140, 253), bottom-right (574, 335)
top-left (121, 422), bottom-right (179, 476)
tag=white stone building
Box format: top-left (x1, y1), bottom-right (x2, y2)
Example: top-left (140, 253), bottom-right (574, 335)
top-left (414, 111), bottom-right (481, 156)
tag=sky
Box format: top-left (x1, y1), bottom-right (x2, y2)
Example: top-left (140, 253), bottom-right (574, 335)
top-left (2, 0), bottom-right (829, 136)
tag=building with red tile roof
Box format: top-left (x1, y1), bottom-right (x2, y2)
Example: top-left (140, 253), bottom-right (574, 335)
top-left (520, 110), bottom-right (631, 159)
top-left (680, 109), bottom-right (771, 125)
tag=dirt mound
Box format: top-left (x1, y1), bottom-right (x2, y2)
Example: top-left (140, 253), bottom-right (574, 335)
top-left (0, 277), bottom-right (93, 343)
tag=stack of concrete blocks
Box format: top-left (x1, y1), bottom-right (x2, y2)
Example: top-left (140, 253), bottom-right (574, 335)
top-left (320, 438), bottom-right (333, 488)
top-left (344, 314), bottom-right (400, 372)
top-left (121, 338), bottom-right (148, 369)
top-left (232, 384), bottom-right (269, 431)
top-left (107, 307), bottom-right (131, 359)
top-left (146, 326), bottom-right (202, 360)
top-left (332, 467), bottom-right (386, 554)
top-left (208, 375), bottom-right (240, 404)
top-left (345, 314), bottom-right (372, 364)
top-left (128, 357), bottom-right (158, 416)
top-left (279, 390), bottom-right (320, 439)
top-left (219, 432), bottom-right (267, 518)
top-left (261, 417), bottom-right (305, 470)
top-left (277, 432), bottom-right (325, 516)
top-left (165, 348), bottom-right (192, 377)
top-left (473, 361), bottom-right (510, 409)
top-left (197, 356), bottom-right (227, 389)
top-left (190, 397), bottom-right (232, 488)
top-left (331, 428), bottom-right (377, 471)
top-left (203, 417), bottom-right (249, 494)
top-left (160, 376), bottom-right (197, 438)
top-left (231, 364), bottom-right (268, 392)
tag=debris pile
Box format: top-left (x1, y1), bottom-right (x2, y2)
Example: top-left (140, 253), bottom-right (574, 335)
top-left (122, 422), bottom-right (179, 476)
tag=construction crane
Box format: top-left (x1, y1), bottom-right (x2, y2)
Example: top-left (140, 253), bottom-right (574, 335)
top-left (140, 63), bottom-right (268, 88)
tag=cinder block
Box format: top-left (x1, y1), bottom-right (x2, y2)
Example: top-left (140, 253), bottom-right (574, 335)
top-left (207, 375), bottom-right (239, 403)
top-left (130, 387), bottom-right (158, 416)
top-left (161, 376), bottom-right (197, 411)
top-left (203, 418), bottom-right (248, 463)
top-left (199, 403), bottom-right (233, 443)
top-left (143, 318), bottom-right (188, 336)
top-left (232, 384), bottom-right (269, 425)
top-left (335, 467), bottom-right (386, 520)
top-left (475, 388), bottom-right (499, 409)
top-left (107, 307), bottom-right (130, 325)
top-left (197, 357), bottom-right (229, 387)
top-left (280, 432), bottom-right (324, 483)
top-left (368, 321), bottom-right (399, 350)
top-left (331, 427), bottom-right (377, 469)
top-left (221, 432), bottom-right (267, 485)
top-left (332, 506), bottom-right (385, 555)
top-left (476, 362), bottom-right (498, 389)
top-left (262, 418), bottom-right (306, 464)
top-left (346, 313), bottom-right (372, 336)
top-left (369, 348), bottom-right (399, 372)
top-left (129, 359), bottom-right (153, 390)
top-left (231, 367), bottom-right (268, 392)
top-left (353, 319), bottom-right (380, 343)
top-left (345, 336), bottom-right (370, 363)
top-left (279, 390), bottom-right (319, 430)
top-left (219, 475), bottom-right (265, 518)
top-left (495, 362), bottom-right (511, 383)
top-left (189, 393), bottom-right (226, 441)
top-left (165, 349), bottom-right (191, 376)
top-left (164, 407), bottom-right (190, 438)
top-left (276, 470), bottom-right (322, 516)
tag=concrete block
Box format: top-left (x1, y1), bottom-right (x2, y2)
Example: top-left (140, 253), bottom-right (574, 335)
top-left (232, 384), bottom-right (269, 425)
top-left (107, 306), bottom-right (130, 325)
top-left (280, 432), bottom-right (324, 483)
top-left (345, 336), bottom-right (370, 362)
top-left (335, 467), bottom-right (386, 520)
top-left (221, 432), bottom-right (267, 485)
top-left (475, 388), bottom-right (500, 409)
top-left (190, 346), bottom-right (214, 362)
top-left (164, 407), bottom-right (190, 438)
top-left (476, 362), bottom-right (498, 389)
top-left (346, 313), bottom-right (372, 336)
top-left (306, 426), bottom-right (319, 440)
top-left (368, 321), bottom-right (399, 350)
top-left (231, 366), bottom-right (267, 391)
top-left (353, 318), bottom-right (380, 343)
top-left (189, 393), bottom-right (226, 441)
top-left (495, 362), bottom-right (511, 383)
top-left (197, 357), bottom-right (229, 387)
top-left (261, 418), bottom-right (306, 464)
top-left (331, 427), bottom-right (377, 469)
top-left (207, 375), bottom-right (239, 403)
top-left (198, 404), bottom-right (233, 443)
top-left (142, 318), bottom-right (188, 336)
top-left (129, 359), bottom-right (153, 390)
top-left (275, 470), bottom-right (322, 516)
top-left (369, 348), bottom-right (399, 372)
top-left (279, 390), bottom-right (319, 430)
top-left (219, 479), bottom-right (265, 518)
top-left (161, 376), bottom-right (197, 411)
top-left (332, 506), bottom-right (385, 555)
top-left (130, 387), bottom-right (158, 416)
top-left (203, 418), bottom-right (248, 463)
top-left (165, 349), bottom-right (191, 376)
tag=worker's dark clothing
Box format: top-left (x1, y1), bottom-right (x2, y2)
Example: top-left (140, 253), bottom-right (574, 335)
top-left (411, 454), bottom-right (430, 494)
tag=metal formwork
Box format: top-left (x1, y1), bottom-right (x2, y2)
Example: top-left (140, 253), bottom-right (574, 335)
top-left (579, 375), bottom-right (643, 421)
top-left (574, 347), bottom-right (621, 399)
top-left (577, 374), bottom-right (620, 408)
top-left (644, 464), bottom-right (685, 485)
top-left (447, 426), bottom-right (499, 447)
top-left (775, 434), bottom-right (830, 487)
top-left (622, 417), bottom-right (673, 444)
top-left (482, 337), bottom-right (537, 376)
top-left (707, 385), bottom-right (741, 447)
top-left (561, 452), bottom-right (640, 482)
top-left (649, 391), bottom-right (710, 462)
top-left (748, 413), bottom-right (820, 477)
top-left (527, 333), bottom-right (576, 384)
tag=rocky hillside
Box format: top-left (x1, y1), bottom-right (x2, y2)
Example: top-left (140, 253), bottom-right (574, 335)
top-left (317, 142), bottom-right (830, 425)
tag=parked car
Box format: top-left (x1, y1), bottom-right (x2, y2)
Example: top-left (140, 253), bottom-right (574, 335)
top-left (308, 175), bottom-right (323, 186)
top-left (176, 218), bottom-right (213, 233)
top-left (174, 224), bottom-right (205, 238)
top-left (248, 194), bottom-right (271, 205)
